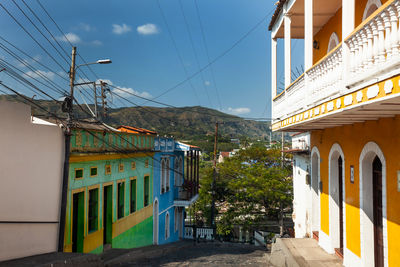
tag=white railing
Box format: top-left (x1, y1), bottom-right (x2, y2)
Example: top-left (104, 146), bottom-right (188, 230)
top-left (184, 226), bottom-right (214, 240)
top-left (272, 1), bottom-right (400, 123)
top-left (345, 1), bottom-right (400, 86)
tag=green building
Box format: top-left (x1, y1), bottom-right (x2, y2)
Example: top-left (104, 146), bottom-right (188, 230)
top-left (63, 123), bottom-right (155, 253)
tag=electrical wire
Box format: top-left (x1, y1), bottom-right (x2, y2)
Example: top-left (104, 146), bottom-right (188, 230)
top-left (178, 0), bottom-right (213, 108)
top-left (156, 0), bottom-right (201, 106)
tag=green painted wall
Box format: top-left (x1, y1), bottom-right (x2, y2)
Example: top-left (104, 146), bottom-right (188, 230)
top-left (65, 151), bottom-right (154, 252)
top-left (112, 217), bottom-right (153, 249)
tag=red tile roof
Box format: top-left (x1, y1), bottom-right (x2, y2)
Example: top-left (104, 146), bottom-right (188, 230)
top-left (117, 125), bottom-right (157, 135)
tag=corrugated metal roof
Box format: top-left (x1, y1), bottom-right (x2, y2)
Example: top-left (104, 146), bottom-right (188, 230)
top-left (117, 125), bottom-right (157, 135)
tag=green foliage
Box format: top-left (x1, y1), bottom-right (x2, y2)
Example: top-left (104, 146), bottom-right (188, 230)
top-left (196, 146), bottom-right (293, 236)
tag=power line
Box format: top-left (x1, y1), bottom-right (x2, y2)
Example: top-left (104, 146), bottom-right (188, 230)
top-left (148, 6), bottom-right (274, 102)
top-left (156, 0), bottom-right (201, 106)
top-left (0, 3), bottom-right (68, 75)
top-left (178, 0), bottom-right (213, 108)
top-left (193, 0), bottom-right (222, 110)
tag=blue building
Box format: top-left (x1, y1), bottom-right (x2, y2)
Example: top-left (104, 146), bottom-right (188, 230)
top-left (152, 137), bottom-right (200, 245)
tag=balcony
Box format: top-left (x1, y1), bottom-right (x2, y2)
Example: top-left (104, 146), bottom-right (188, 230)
top-left (272, 0), bottom-right (400, 132)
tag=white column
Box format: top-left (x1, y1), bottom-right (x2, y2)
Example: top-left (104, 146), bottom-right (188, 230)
top-left (271, 37), bottom-right (277, 100)
top-left (304, 0), bottom-right (313, 70)
top-left (342, 0), bottom-right (355, 38)
top-left (284, 12), bottom-right (292, 88)
top-left (342, 0), bottom-right (354, 89)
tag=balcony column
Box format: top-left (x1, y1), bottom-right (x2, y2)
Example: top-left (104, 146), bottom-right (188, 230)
top-left (304, 0), bottom-right (313, 70)
top-left (271, 38), bottom-right (277, 98)
top-left (342, 0), bottom-right (354, 88)
top-left (284, 12), bottom-right (292, 88)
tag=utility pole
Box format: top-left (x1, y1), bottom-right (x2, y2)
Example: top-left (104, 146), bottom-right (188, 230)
top-left (281, 132), bottom-right (284, 167)
top-left (58, 46), bottom-right (76, 252)
top-left (100, 81), bottom-right (108, 119)
top-left (210, 122), bottom-right (218, 230)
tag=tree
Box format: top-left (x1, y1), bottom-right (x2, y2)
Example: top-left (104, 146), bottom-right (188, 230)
top-left (196, 146), bottom-right (293, 236)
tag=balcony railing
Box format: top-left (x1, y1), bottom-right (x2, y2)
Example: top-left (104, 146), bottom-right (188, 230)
top-left (272, 0), bottom-right (400, 123)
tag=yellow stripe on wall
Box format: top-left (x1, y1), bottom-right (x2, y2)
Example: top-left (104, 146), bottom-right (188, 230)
top-left (112, 204), bottom-right (153, 239)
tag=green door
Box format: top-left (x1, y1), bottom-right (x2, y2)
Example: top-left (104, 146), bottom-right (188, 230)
top-left (103, 185), bottom-right (113, 244)
top-left (72, 192), bottom-right (84, 253)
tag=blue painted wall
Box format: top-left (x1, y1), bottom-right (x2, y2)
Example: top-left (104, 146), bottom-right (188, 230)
top-left (153, 137), bottom-right (185, 245)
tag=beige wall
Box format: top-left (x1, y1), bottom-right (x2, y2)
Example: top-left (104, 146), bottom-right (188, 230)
top-left (0, 100), bottom-right (64, 261)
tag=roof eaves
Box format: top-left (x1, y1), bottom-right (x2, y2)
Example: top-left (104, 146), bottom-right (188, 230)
top-left (268, 0), bottom-right (286, 31)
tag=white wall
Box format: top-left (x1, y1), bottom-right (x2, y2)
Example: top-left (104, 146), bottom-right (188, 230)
top-left (0, 100), bottom-right (64, 261)
top-left (292, 153), bottom-right (311, 238)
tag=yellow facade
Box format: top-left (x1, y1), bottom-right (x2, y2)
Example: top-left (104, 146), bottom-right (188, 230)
top-left (311, 114), bottom-right (400, 265)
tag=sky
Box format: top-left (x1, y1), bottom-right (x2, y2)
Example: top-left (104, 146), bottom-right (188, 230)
top-left (0, 0), bottom-right (304, 119)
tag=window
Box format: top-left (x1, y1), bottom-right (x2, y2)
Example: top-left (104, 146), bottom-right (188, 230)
top-left (161, 159), bottom-right (165, 193)
top-left (144, 176), bottom-right (150, 207)
top-left (117, 181), bottom-right (125, 219)
top-left (105, 165), bottom-right (111, 175)
top-left (174, 207), bottom-right (178, 232)
top-left (119, 163), bottom-right (124, 172)
top-left (90, 167), bottom-right (97, 177)
top-left (165, 212), bottom-right (170, 239)
top-left (130, 179), bottom-right (136, 213)
top-left (166, 158), bottom-right (170, 191)
top-left (88, 188), bottom-right (99, 232)
top-left (145, 159), bottom-right (149, 168)
top-left (131, 161), bottom-right (136, 170)
top-left (75, 168), bottom-right (83, 179)
top-left (174, 158), bottom-right (179, 186)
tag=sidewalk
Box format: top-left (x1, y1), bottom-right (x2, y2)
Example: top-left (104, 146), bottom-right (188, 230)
top-left (269, 238), bottom-right (343, 267)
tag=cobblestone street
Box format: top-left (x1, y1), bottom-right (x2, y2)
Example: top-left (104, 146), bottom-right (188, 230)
top-left (107, 241), bottom-right (271, 267)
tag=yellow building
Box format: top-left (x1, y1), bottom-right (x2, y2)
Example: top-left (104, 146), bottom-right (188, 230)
top-left (269, 0), bottom-right (400, 266)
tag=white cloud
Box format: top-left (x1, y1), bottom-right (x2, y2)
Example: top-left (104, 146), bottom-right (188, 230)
top-left (204, 81), bottom-right (210, 86)
top-left (97, 79), bottom-right (152, 99)
top-left (137, 23), bottom-right (159, 35)
top-left (91, 40), bottom-right (103, 46)
top-left (17, 55), bottom-right (41, 68)
top-left (227, 107), bottom-right (251, 115)
top-left (24, 70), bottom-right (55, 80)
top-left (112, 23), bottom-right (132, 35)
top-left (56, 32), bottom-right (81, 44)
top-left (79, 23), bottom-right (93, 32)
top-left (112, 86), bottom-right (152, 99)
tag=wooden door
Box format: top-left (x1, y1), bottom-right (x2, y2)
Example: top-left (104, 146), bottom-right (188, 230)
top-left (338, 156), bottom-right (344, 251)
top-left (373, 156), bottom-right (384, 267)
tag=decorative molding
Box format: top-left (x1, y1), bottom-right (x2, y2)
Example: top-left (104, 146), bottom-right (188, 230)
top-left (384, 80), bottom-right (393, 94)
top-left (327, 101), bottom-right (334, 111)
top-left (367, 85), bottom-right (379, 99)
top-left (356, 91), bottom-right (363, 102)
top-left (344, 95), bottom-right (353, 106)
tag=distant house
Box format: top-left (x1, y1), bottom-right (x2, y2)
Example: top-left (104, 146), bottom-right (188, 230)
top-left (218, 152), bottom-right (230, 163)
top-left (152, 139), bottom-right (199, 245)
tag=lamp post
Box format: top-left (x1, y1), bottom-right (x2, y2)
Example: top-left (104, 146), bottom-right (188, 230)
top-left (58, 46), bottom-right (111, 252)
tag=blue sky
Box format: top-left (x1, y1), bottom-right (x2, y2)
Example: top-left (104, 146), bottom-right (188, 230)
top-left (0, 0), bottom-right (304, 119)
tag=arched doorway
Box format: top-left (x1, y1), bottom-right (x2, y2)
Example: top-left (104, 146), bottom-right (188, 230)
top-left (328, 144), bottom-right (345, 255)
top-left (359, 142), bottom-right (387, 267)
top-left (327, 32), bottom-right (340, 53)
top-left (153, 198), bottom-right (159, 244)
top-left (311, 147), bottom-right (320, 238)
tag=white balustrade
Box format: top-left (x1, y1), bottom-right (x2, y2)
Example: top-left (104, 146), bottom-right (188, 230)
top-left (272, 1), bottom-right (400, 123)
top-left (183, 226), bottom-right (214, 240)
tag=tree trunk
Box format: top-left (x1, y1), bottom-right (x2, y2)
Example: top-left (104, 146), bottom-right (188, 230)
top-left (279, 203), bottom-right (284, 236)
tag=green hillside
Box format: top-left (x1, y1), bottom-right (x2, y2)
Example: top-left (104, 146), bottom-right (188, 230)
top-left (0, 94), bottom-right (273, 150)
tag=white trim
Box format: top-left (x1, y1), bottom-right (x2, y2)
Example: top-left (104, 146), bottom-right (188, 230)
top-left (327, 32), bottom-right (340, 53)
top-left (153, 198), bottom-right (159, 245)
top-left (328, 143), bottom-right (346, 254)
top-left (344, 248), bottom-right (362, 267)
top-left (362, 0), bottom-right (382, 21)
top-left (359, 142), bottom-right (388, 267)
top-left (319, 229), bottom-right (331, 253)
